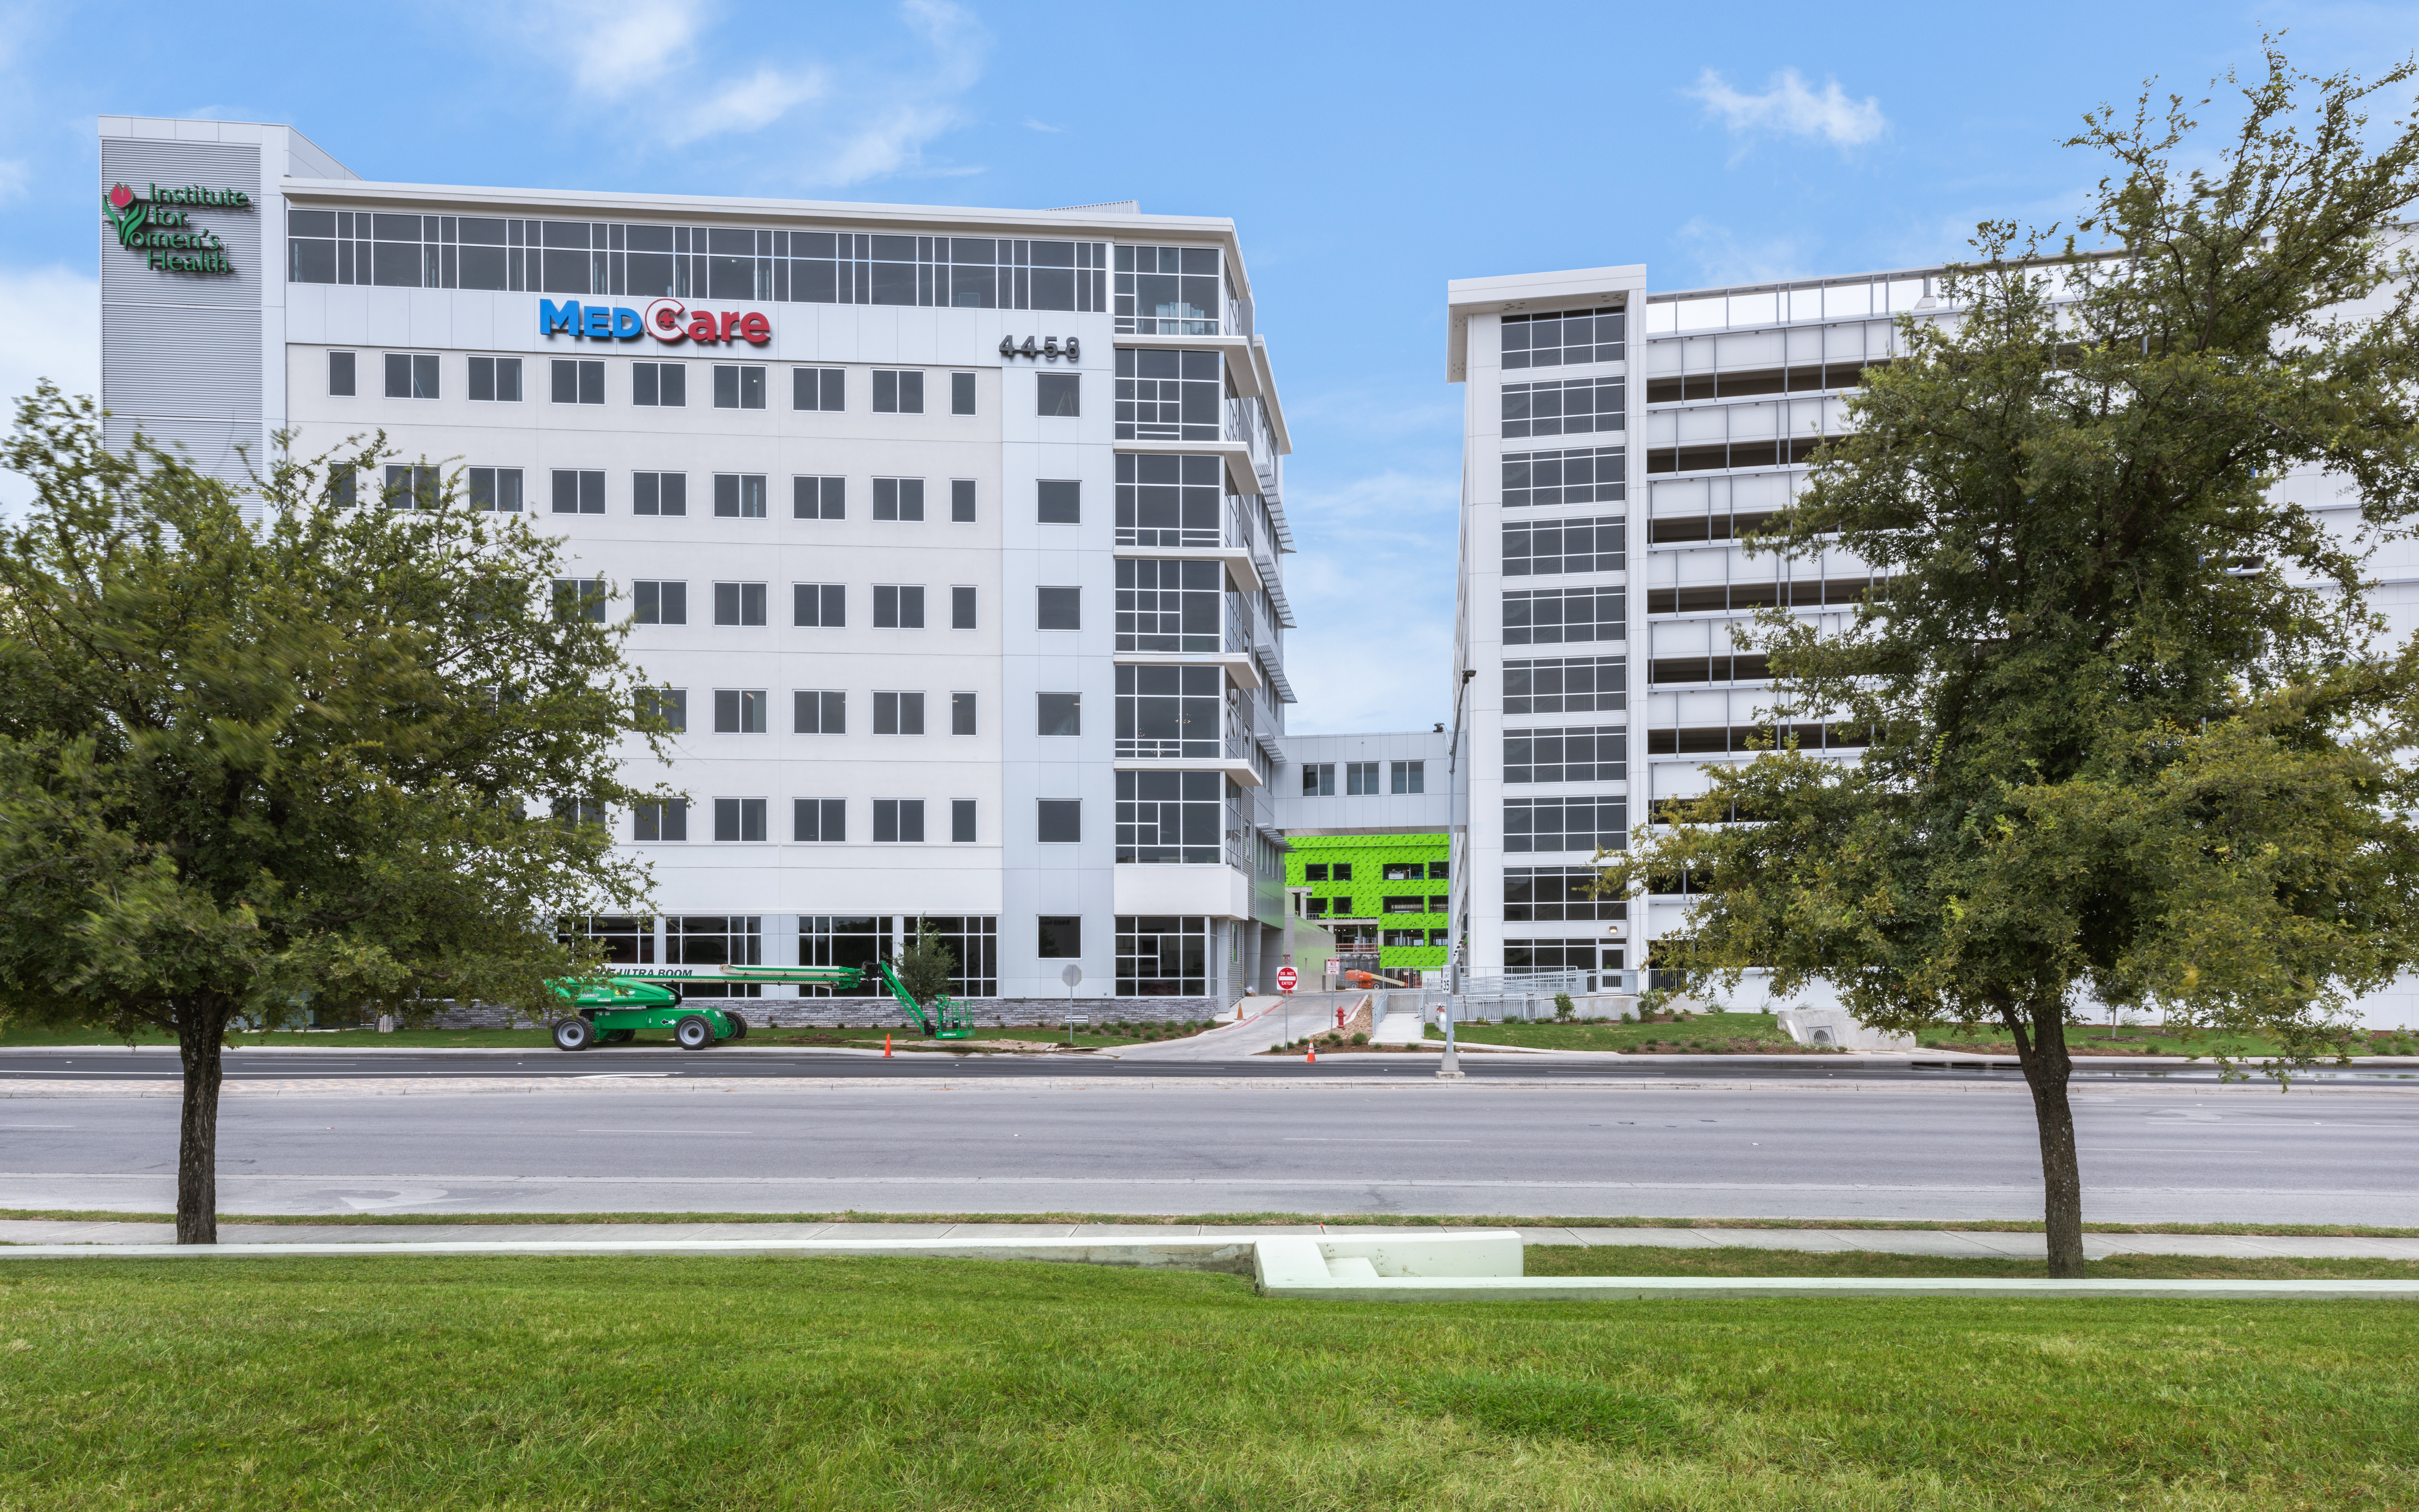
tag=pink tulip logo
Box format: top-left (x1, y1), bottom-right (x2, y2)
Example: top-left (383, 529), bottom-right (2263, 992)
top-left (108, 183), bottom-right (135, 209)
top-left (102, 184), bottom-right (148, 245)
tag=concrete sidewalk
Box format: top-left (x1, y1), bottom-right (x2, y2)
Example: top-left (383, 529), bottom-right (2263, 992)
top-left (4, 1217), bottom-right (2411, 1260)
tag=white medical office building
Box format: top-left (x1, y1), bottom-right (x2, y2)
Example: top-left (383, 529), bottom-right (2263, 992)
top-left (96, 115), bottom-right (1300, 1019)
top-left (1447, 259), bottom-right (2419, 1028)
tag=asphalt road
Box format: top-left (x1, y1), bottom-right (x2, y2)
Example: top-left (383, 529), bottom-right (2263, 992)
top-left (7, 1046), bottom-right (2417, 1085)
top-left (4, 1076), bottom-right (2415, 1225)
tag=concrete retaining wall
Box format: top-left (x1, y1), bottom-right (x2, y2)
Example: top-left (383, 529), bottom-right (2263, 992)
top-left (403, 997), bottom-right (1226, 1031)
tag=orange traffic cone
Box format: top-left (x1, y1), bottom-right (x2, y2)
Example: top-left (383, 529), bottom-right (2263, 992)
top-left (884, 1033), bottom-right (892, 1058)
top-left (1306, 1041), bottom-right (1316, 1063)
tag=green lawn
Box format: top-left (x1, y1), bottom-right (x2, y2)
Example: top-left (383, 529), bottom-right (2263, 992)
top-left (1, 1254), bottom-right (2413, 1509)
top-left (1430, 1011), bottom-right (1804, 1052)
top-left (1525, 1245), bottom-right (2419, 1280)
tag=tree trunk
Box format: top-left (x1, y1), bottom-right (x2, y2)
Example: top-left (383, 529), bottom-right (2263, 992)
top-left (2006, 1005), bottom-right (2085, 1277)
top-left (174, 1012), bottom-right (225, 1245)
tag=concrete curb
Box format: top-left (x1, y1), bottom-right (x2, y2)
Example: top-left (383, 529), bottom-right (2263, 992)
top-left (4, 1231), bottom-right (2413, 1301)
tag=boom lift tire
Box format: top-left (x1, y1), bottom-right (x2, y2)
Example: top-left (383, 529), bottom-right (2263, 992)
top-left (603, 1029), bottom-right (634, 1044)
top-left (673, 1014), bottom-right (715, 1050)
top-left (726, 1011), bottom-right (749, 1041)
top-left (552, 1017), bottom-right (594, 1051)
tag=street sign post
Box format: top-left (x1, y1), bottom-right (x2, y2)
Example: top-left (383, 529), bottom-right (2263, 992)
top-left (1276, 965), bottom-right (1298, 993)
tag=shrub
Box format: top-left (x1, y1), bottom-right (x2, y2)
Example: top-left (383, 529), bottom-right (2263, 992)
top-left (1351, 1032), bottom-right (1369, 1045)
top-left (1554, 992), bottom-right (1577, 1021)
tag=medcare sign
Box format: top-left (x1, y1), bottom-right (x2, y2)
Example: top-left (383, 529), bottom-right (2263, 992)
top-left (102, 182), bottom-right (248, 275)
top-left (540, 298), bottom-right (770, 346)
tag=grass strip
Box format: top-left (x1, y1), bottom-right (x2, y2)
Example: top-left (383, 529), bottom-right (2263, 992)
top-left (1, 1252), bottom-right (2414, 1509)
top-left (1523, 1246), bottom-right (2419, 1280)
top-left (5, 1207), bottom-right (2417, 1237)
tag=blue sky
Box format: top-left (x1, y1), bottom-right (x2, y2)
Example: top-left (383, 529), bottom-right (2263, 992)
top-left (2, 0), bottom-right (2411, 730)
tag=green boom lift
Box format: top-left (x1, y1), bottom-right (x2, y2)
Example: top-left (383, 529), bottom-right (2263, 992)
top-left (546, 961), bottom-right (974, 1050)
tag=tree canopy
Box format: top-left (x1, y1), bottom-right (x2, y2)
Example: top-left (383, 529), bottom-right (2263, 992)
top-left (1604, 49), bottom-right (2419, 1273)
top-left (0, 387), bottom-right (671, 1239)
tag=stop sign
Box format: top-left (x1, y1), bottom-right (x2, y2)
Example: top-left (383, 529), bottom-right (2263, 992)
top-left (1276, 966), bottom-right (1298, 993)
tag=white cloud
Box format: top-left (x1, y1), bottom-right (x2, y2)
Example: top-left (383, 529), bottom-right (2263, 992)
top-left (549, 0), bottom-right (707, 98)
top-left (0, 264), bottom-right (101, 514)
top-left (669, 65), bottom-right (827, 145)
top-left (1024, 118), bottom-right (1064, 133)
top-left (1686, 67), bottom-right (1887, 149)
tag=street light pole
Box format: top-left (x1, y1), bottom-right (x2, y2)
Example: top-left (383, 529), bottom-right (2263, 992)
top-left (1437, 991), bottom-right (1463, 1080)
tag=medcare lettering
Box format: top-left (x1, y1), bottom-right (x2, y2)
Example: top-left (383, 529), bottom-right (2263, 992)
top-left (539, 299), bottom-right (764, 343)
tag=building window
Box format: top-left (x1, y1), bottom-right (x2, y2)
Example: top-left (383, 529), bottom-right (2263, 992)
top-left (1392, 760), bottom-right (1425, 794)
top-left (1645, 437), bottom-right (1830, 476)
top-left (714, 365), bottom-right (766, 409)
top-left (552, 796), bottom-right (608, 832)
top-left (1505, 726), bottom-right (1628, 782)
top-left (1503, 446), bottom-right (1625, 508)
top-left (914, 915), bottom-right (998, 995)
top-left (1117, 664), bottom-right (1219, 757)
top-left (713, 474), bottom-right (768, 518)
top-left (549, 358), bottom-right (602, 405)
top-left (469, 356), bottom-right (522, 402)
top-left (1645, 722), bottom-right (1873, 755)
top-left (873, 369), bottom-right (924, 413)
top-left (551, 578), bottom-right (607, 622)
top-left (1036, 372), bottom-right (1080, 416)
top-left (873, 585), bottom-right (926, 628)
top-left (1038, 916), bottom-right (1081, 958)
top-left (1038, 480), bottom-right (1081, 524)
top-left (632, 580), bottom-right (687, 624)
top-left (1114, 348), bottom-right (1220, 440)
top-left (1382, 895), bottom-right (1430, 914)
top-left (1305, 864), bottom-right (1330, 882)
top-left (799, 915), bottom-right (887, 995)
top-left (794, 798), bottom-right (846, 842)
top-left (1502, 375), bottom-right (1623, 438)
top-left (668, 915), bottom-right (761, 997)
top-left (1648, 653), bottom-right (1770, 686)
top-left (1115, 771), bottom-right (1222, 862)
top-left (951, 692), bottom-right (978, 735)
top-left (1505, 867), bottom-right (1626, 921)
top-left (1115, 453), bottom-right (1222, 547)
top-left (632, 802), bottom-right (687, 842)
top-left (1345, 761), bottom-right (1380, 795)
top-left (329, 351), bottom-right (355, 396)
top-left (637, 687), bottom-right (687, 731)
top-left (713, 798), bottom-right (768, 842)
top-left (713, 689), bottom-right (768, 734)
top-left (1039, 692), bottom-right (1081, 737)
top-left (1504, 587), bottom-right (1625, 645)
top-left (794, 475), bottom-right (844, 519)
top-left (874, 799), bottom-right (926, 842)
top-left (713, 582), bottom-right (767, 626)
top-left (1115, 559), bottom-right (1223, 651)
top-left (1505, 797), bottom-right (1627, 854)
top-left (1038, 799), bottom-right (1082, 844)
top-left (1117, 914), bottom-right (1209, 994)
top-left (952, 799), bottom-right (977, 842)
top-left (559, 914), bottom-right (653, 963)
top-left (1505, 656), bottom-right (1627, 715)
top-left (377, 459), bottom-right (440, 508)
top-left (794, 689), bottom-right (845, 733)
top-left (386, 353), bottom-right (440, 399)
top-left (873, 691), bottom-right (926, 735)
top-left (1037, 586), bottom-right (1081, 631)
top-left (952, 372), bottom-right (976, 414)
top-left (633, 471), bottom-right (688, 516)
top-left (467, 466), bottom-right (523, 513)
top-left (551, 469), bottom-right (606, 514)
top-left (1507, 940), bottom-right (1620, 974)
top-left (633, 362), bottom-right (686, 406)
top-left (1301, 762), bottom-right (1335, 797)
top-left (1504, 516), bottom-right (1625, 576)
top-left (1114, 245), bottom-right (1221, 336)
top-left (873, 478), bottom-right (925, 521)
top-left (794, 583), bottom-right (844, 627)
top-left (1502, 306), bottom-right (1624, 369)
top-left (1645, 577), bottom-right (1883, 615)
top-left (951, 585), bottom-right (977, 629)
top-left (794, 367), bottom-right (844, 411)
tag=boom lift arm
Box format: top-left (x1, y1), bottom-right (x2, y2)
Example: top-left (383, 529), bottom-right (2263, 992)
top-left (549, 960), bottom-right (975, 1047)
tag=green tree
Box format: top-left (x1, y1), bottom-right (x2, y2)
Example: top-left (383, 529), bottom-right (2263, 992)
top-left (0, 388), bottom-right (671, 1242)
top-left (894, 921), bottom-right (959, 1021)
top-left (1604, 51), bottom-right (2419, 1275)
